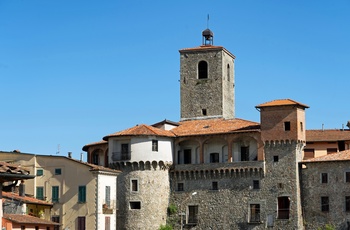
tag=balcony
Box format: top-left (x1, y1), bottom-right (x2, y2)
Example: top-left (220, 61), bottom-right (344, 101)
top-left (112, 151), bottom-right (130, 161)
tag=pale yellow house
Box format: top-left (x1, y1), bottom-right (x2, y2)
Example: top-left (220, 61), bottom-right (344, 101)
top-left (0, 152), bottom-right (120, 230)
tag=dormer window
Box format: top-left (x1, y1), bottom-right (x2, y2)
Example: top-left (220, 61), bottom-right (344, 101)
top-left (198, 61), bottom-right (208, 79)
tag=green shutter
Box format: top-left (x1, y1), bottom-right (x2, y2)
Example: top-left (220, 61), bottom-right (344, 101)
top-left (52, 186), bottom-right (59, 202)
top-left (36, 187), bottom-right (44, 200)
top-left (78, 186), bottom-right (86, 203)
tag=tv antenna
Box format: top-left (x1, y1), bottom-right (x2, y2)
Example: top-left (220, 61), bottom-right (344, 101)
top-left (56, 144), bottom-right (60, 155)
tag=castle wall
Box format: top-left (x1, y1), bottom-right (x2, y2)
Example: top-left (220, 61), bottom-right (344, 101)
top-left (112, 161), bottom-right (170, 230)
top-left (301, 161), bottom-right (350, 229)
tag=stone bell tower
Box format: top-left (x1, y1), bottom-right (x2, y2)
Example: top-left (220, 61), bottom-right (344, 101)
top-left (179, 28), bottom-right (236, 121)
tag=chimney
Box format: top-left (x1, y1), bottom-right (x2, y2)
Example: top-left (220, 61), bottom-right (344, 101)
top-left (19, 180), bottom-right (25, 197)
top-left (68, 152), bottom-right (72, 158)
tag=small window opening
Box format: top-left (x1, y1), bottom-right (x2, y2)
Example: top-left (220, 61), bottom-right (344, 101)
top-left (346, 172), bottom-right (350, 182)
top-left (130, 201), bottom-right (141, 209)
top-left (202, 109), bottom-right (207, 116)
top-left (273, 156), bottom-right (279, 162)
top-left (321, 173), bottom-right (328, 183)
top-left (346, 196), bottom-right (350, 212)
top-left (131, 179), bottom-right (138, 192)
top-left (300, 122), bottom-right (303, 131)
top-left (227, 64), bottom-right (230, 81)
top-left (198, 61), bottom-right (208, 79)
top-left (210, 153), bottom-right (219, 163)
top-left (152, 140), bottom-right (158, 152)
top-left (253, 180), bottom-right (260, 189)
top-left (212, 181), bottom-right (218, 190)
top-left (284, 122), bottom-right (291, 131)
top-left (321, 196), bottom-right (329, 212)
top-left (177, 183), bottom-right (184, 191)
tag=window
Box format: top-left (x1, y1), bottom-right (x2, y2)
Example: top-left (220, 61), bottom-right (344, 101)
top-left (346, 196), bottom-right (350, 212)
top-left (21, 226), bottom-right (25, 230)
top-left (241, 146), bottom-right (249, 161)
top-left (346, 172), bottom-right (350, 182)
top-left (78, 216), bottom-right (86, 230)
top-left (121, 143), bottom-right (129, 160)
top-left (78, 186), bottom-right (86, 203)
top-left (177, 183), bottom-right (184, 191)
top-left (105, 216), bottom-right (111, 230)
top-left (198, 61), bottom-right (208, 79)
top-left (300, 122), bottom-right (303, 131)
top-left (202, 109), bottom-right (207, 116)
top-left (277, 196), bottom-right (290, 219)
top-left (321, 173), bottom-right (328, 183)
top-left (184, 149), bottom-right (192, 164)
top-left (35, 227), bottom-right (39, 230)
top-left (130, 201), bottom-right (141, 209)
top-left (131, 179), bottom-right (138, 192)
top-left (55, 168), bottom-right (61, 175)
top-left (249, 204), bottom-right (260, 223)
top-left (188, 205), bottom-right (198, 224)
top-left (36, 169), bottom-right (43, 176)
top-left (227, 64), bottom-right (230, 81)
top-left (52, 186), bottom-right (59, 203)
top-left (212, 181), bottom-right (218, 190)
top-left (52, 216), bottom-right (60, 230)
top-left (36, 187), bottom-right (44, 200)
top-left (321, 196), bottom-right (329, 212)
top-left (152, 140), bottom-right (158, 152)
top-left (273, 156), bottom-right (279, 162)
top-left (105, 186), bottom-right (111, 207)
top-left (284, 122), bottom-right (291, 131)
top-left (327, 148), bottom-right (337, 154)
top-left (253, 180), bottom-right (260, 190)
top-left (92, 152), bottom-right (99, 165)
top-left (304, 149), bottom-right (315, 159)
top-left (210, 153), bottom-right (219, 163)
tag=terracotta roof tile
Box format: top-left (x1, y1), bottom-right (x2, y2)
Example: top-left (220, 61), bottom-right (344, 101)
top-left (2, 191), bottom-right (53, 206)
top-left (82, 140), bottom-right (107, 151)
top-left (179, 45), bottom-right (235, 58)
top-left (3, 214), bottom-right (60, 225)
top-left (256, 99), bottom-right (309, 108)
top-left (103, 124), bottom-right (175, 140)
top-left (303, 149), bottom-right (350, 162)
top-left (306, 129), bottom-right (350, 142)
top-left (0, 161), bottom-right (30, 175)
top-left (171, 118), bottom-right (260, 136)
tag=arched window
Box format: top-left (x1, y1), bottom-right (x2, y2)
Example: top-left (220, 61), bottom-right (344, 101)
top-left (198, 61), bottom-right (208, 79)
top-left (210, 153), bottom-right (219, 163)
top-left (227, 64), bottom-right (230, 81)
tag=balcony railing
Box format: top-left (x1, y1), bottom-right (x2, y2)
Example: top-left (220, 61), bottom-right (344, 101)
top-left (112, 151), bottom-right (131, 161)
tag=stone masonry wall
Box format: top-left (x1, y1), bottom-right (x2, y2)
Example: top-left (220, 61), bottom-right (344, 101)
top-left (180, 48), bottom-right (234, 120)
top-left (114, 162), bottom-right (170, 230)
top-left (301, 161), bottom-right (350, 230)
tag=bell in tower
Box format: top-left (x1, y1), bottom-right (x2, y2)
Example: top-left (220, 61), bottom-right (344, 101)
top-left (202, 28), bottom-right (214, 45)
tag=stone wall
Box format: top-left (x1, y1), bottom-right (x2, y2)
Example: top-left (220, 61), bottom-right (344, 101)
top-left (180, 47), bottom-right (235, 120)
top-left (301, 161), bottom-right (350, 230)
top-left (112, 161), bottom-right (170, 230)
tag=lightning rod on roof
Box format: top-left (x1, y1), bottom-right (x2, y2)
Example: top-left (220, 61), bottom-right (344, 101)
top-left (207, 14), bottom-right (210, 28)
top-left (56, 144), bottom-right (60, 155)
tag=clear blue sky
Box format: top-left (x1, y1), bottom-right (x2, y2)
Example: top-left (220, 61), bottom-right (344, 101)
top-left (1, 1), bottom-right (349, 160)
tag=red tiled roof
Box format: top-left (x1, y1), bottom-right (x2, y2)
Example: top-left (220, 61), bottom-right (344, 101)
top-left (0, 161), bottom-right (30, 175)
top-left (3, 214), bottom-right (60, 225)
top-left (103, 124), bottom-right (176, 140)
top-left (303, 149), bottom-right (350, 162)
top-left (171, 118), bottom-right (260, 136)
top-left (2, 192), bottom-right (53, 206)
top-left (82, 140), bottom-right (107, 151)
top-left (306, 129), bottom-right (350, 142)
top-left (256, 99), bottom-right (309, 108)
top-left (179, 45), bottom-right (235, 58)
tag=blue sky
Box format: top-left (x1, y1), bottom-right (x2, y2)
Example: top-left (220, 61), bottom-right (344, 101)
top-left (1, 1), bottom-right (349, 160)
